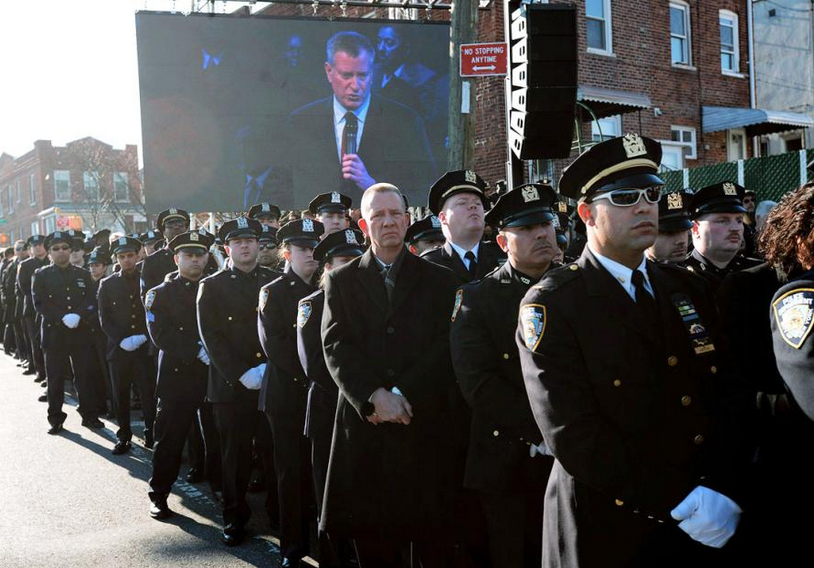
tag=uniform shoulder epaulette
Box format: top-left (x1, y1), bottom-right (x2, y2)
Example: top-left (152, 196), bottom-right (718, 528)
top-left (531, 263), bottom-right (581, 293)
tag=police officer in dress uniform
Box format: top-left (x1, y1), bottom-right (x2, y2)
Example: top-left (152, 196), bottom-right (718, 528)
top-left (422, 170), bottom-right (506, 282)
top-left (32, 231), bottom-right (103, 434)
top-left (141, 230), bottom-right (164, 257)
top-left (404, 215), bottom-right (445, 256)
top-left (682, 182), bottom-right (761, 293)
top-left (249, 202), bottom-right (283, 229)
top-left (309, 192), bottom-right (352, 235)
top-left (297, 228), bottom-right (365, 568)
top-left (98, 236), bottom-right (157, 455)
top-left (257, 225), bottom-right (280, 270)
top-left (86, 247), bottom-right (116, 417)
top-left (450, 183), bottom-right (559, 568)
top-left (258, 218), bottom-right (325, 567)
top-left (552, 200), bottom-right (575, 264)
top-left (4, 241), bottom-right (30, 367)
top-left (17, 235), bottom-right (49, 384)
top-left (146, 231), bottom-right (222, 519)
top-left (517, 134), bottom-right (750, 568)
top-left (197, 217), bottom-right (280, 546)
top-left (646, 190), bottom-right (692, 263)
top-left (140, 208), bottom-right (190, 299)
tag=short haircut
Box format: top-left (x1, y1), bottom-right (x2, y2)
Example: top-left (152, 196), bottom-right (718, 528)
top-left (326, 31), bottom-right (375, 65)
top-left (361, 183), bottom-right (405, 219)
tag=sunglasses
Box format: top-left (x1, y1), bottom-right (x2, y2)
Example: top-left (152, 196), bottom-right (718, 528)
top-left (50, 245), bottom-right (70, 251)
top-left (259, 244), bottom-right (277, 251)
top-left (590, 187), bottom-right (662, 207)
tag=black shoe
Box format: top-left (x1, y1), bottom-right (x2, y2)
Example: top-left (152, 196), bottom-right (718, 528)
top-left (143, 432), bottom-right (154, 450)
top-left (112, 440), bottom-right (131, 455)
top-left (23, 367), bottom-right (36, 375)
top-left (247, 477), bottom-right (265, 493)
top-left (220, 524), bottom-right (243, 546)
top-left (82, 417), bottom-right (104, 429)
top-left (185, 468), bottom-right (204, 484)
top-left (38, 394), bottom-right (48, 402)
top-left (149, 498), bottom-right (172, 520)
top-left (34, 375), bottom-right (45, 383)
top-left (47, 423), bottom-right (63, 435)
top-left (40, 381), bottom-right (47, 388)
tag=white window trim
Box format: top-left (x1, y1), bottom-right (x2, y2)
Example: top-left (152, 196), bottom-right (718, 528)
top-left (15, 180), bottom-right (20, 204)
top-left (29, 173), bottom-right (36, 206)
top-left (586, 0), bottom-right (614, 56)
top-left (591, 115), bottom-right (622, 142)
top-left (54, 170), bottom-right (71, 203)
top-left (719, 10), bottom-right (739, 75)
top-left (30, 221), bottom-right (38, 236)
top-left (83, 171), bottom-right (100, 202)
top-left (8, 186), bottom-right (14, 215)
top-left (670, 1), bottom-right (692, 67)
top-left (670, 125), bottom-right (697, 160)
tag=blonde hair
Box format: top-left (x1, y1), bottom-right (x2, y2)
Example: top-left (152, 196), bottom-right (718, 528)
top-left (361, 183), bottom-right (405, 219)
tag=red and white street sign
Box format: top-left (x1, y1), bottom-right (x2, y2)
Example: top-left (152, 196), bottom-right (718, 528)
top-left (459, 42), bottom-right (508, 77)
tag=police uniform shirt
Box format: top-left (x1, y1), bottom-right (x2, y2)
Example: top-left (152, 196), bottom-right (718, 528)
top-left (449, 240), bottom-right (480, 271)
top-left (590, 245), bottom-right (654, 300)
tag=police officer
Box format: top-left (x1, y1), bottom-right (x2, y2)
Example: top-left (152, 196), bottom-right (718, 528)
top-left (257, 225), bottom-right (280, 270)
top-left (517, 134), bottom-right (749, 567)
top-left (249, 202), bottom-right (283, 229)
top-left (197, 217), bottom-right (279, 546)
top-left (146, 231), bottom-right (221, 519)
top-left (141, 229), bottom-right (164, 257)
top-left (32, 231), bottom-right (102, 434)
top-left (98, 236), bottom-right (157, 455)
top-left (259, 218), bottom-right (324, 567)
top-left (297, 228), bottom-right (365, 567)
top-left (86, 247), bottom-right (115, 417)
top-left (140, 208), bottom-right (190, 299)
top-left (646, 190), bottom-right (692, 263)
top-left (309, 192), bottom-right (352, 235)
top-left (404, 215), bottom-right (445, 256)
top-left (683, 182), bottom-right (761, 292)
top-left (450, 183), bottom-right (559, 568)
top-left (552, 201), bottom-right (575, 264)
top-left (16, 235), bottom-right (48, 384)
top-left (4, 240), bottom-right (30, 367)
top-left (423, 170), bottom-right (506, 282)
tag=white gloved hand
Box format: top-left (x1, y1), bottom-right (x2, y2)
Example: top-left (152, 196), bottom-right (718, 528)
top-left (529, 442), bottom-right (550, 458)
top-left (238, 365), bottom-right (264, 390)
top-left (62, 313), bottom-right (81, 329)
top-left (119, 336), bottom-right (137, 352)
top-left (133, 334), bottom-right (148, 347)
top-left (670, 486), bottom-right (742, 548)
top-left (197, 347), bottom-right (210, 366)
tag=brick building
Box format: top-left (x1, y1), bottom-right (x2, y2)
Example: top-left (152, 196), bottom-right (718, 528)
top-left (0, 137), bottom-right (147, 246)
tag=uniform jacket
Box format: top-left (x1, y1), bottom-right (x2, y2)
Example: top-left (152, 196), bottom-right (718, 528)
top-left (682, 248), bottom-right (761, 295)
top-left (139, 247), bottom-right (176, 301)
top-left (421, 240), bottom-right (505, 283)
top-left (297, 290), bottom-right (337, 439)
top-left (450, 261), bottom-right (549, 492)
top-left (197, 264), bottom-right (280, 404)
top-left (17, 256), bottom-right (49, 319)
top-left (518, 248), bottom-right (750, 568)
top-left (31, 264), bottom-right (96, 349)
top-left (2, 257), bottom-right (22, 323)
top-left (320, 248), bottom-right (460, 538)
top-left (97, 269), bottom-right (149, 361)
top-left (258, 267), bottom-right (315, 414)
top-left (146, 272), bottom-right (208, 403)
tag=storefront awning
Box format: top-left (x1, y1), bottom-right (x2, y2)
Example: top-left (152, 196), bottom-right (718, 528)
top-left (702, 106), bottom-right (814, 136)
top-left (577, 86), bottom-right (651, 120)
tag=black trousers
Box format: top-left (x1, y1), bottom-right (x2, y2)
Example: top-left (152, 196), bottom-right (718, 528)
top-left (213, 397), bottom-right (258, 528)
top-left (44, 341), bottom-right (97, 426)
top-left (267, 381), bottom-right (314, 559)
top-left (23, 314), bottom-right (45, 379)
top-left (109, 349), bottom-right (156, 442)
top-left (253, 411), bottom-right (280, 524)
top-left (92, 331), bottom-right (115, 416)
top-left (3, 321), bottom-right (16, 353)
top-left (185, 401), bottom-right (223, 492)
top-left (13, 321), bottom-right (29, 363)
top-left (355, 535), bottom-right (452, 568)
top-left (149, 398), bottom-right (221, 500)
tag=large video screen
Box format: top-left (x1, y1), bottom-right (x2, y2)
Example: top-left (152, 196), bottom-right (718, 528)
top-left (136, 12), bottom-right (450, 213)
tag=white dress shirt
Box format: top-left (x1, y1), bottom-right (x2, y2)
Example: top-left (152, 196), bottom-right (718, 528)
top-left (588, 245), bottom-right (654, 301)
top-left (333, 94), bottom-right (371, 162)
top-left (449, 241), bottom-right (481, 271)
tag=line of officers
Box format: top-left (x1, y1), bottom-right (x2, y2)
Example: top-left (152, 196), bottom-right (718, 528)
top-left (10, 133), bottom-right (809, 568)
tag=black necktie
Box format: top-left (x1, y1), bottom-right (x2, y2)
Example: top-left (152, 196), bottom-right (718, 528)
top-left (631, 269), bottom-right (658, 324)
top-left (465, 251), bottom-right (477, 280)
top-left (342, 112), bottom-right (358, 156)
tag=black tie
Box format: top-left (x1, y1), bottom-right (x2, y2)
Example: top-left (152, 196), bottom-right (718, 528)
top-left (631, 269), bottom-right (658, 324)
top-left (465, 251), bottom-right (477, 280)
top-left (342, 112), bottom-right (358, 156)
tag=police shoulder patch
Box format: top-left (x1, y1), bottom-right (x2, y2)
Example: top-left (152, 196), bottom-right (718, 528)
top-left (520, 304), bottom-right (547, 351)
top-left (259, 288), bottom-right (269, 311)
top-left (145, 290), bottom-right (156, 310)
top-left (451, 288), bottom-right (464, 322)
top-left (773, 288), bottom-right (814, 349)
top-left (298, 301), bottom-right (312, 328)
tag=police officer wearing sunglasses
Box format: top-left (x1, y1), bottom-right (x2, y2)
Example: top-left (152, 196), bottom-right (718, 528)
top-left (517, 134), bottom-right (750, 567)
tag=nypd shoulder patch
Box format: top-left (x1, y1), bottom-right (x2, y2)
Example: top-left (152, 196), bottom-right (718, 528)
top-left (451, 289), bottom-right (464, 322)
top-left (773, 288), bottom-right (814, 349)
top-left (259, 288), bottom-right (269, 312)
top-left (520, 304), bottom-right (547, 352)
top-left (298, 301), bottom-right (312, 328)
top-left (145, 290), bottom-right (156, 310)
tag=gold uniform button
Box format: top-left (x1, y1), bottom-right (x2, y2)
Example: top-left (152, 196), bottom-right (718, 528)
top-left (613, 379), bottom-right (622, 387)
top-left (131, 325), bottom-right (136, 329)
top-left (667, 356), bottom-right (678, 367)
top-left (615, 499), bottom-right (624, 507)
top-left (710, 366), bottom-right (717, 374)
top-left (492, 430), bottom-right (499, 437)
top-left (256, 353), bottom-right (262, 358)
top-left (66, 296), bottom-right (71, 300)
top-left (694, 435), bottom-right (705, 445)
top-left (179, 327), bottom-right (183, 331)
top-left (569, 265), bottom-right (578, 271)
top-left (174, 368), bottom-right (179, 372)
top-left (503, 353), bottom-right (510, 360)
top-left (228, 316), bottom-right (232, 321)
top-left (681, 396), bottom-right (692, 407)
top-left (67, 306), bottom-right (72, 310)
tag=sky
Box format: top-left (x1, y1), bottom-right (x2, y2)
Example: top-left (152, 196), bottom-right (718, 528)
top-left (0, 0), bottom-right (261, 163)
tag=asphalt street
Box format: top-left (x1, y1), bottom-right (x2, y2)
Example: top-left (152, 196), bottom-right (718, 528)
top-left (0, 351), bottom-right (315, 567)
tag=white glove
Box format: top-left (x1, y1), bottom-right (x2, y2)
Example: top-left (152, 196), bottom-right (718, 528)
top-left (529, 442), bottom-right (550, 458)
top-left (119, 336), bottom-right (138, 352)
top-left (197, 347), bottom-right (210, 366)
top-left (670, 486), bottom-right (742, 548)
top-left (62, 313), bottom-right (81, 329)
top-left (133, 334), bottom-right (148, 348)
top-left (238, 364), bottom-right (266, 390)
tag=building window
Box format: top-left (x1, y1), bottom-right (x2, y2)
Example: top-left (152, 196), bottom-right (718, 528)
top-left (728, 128), bottom-right (747, 161)
top-left (670, 2), bottom-right (691, 66)
top-left (29, 173), bottom-right (36, 205)
top-left (83, 171), bottom-right (100, 202)
top-left (670, 126), bottom-right (697, 160)
top-left (114, 172), bottom-right (129, 202)
top-left (591, 115), bottom-right (622, 142)
top-left (54, 170), bottom-right (71, 202)
top-left (15, 180), bottom-right (21, 204)
top-left (720, 11), bottom-right (739, 73)
top-left (44, 216), bottom-right (56, 234)
top-left (31, 221), bottom-right (39, 237)
top-left (8, 186), bottom-right (13, 215)
top-left (586, 0), bottom-right (612, 54)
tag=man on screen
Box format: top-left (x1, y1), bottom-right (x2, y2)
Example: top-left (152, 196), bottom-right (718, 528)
top-left (286, 31), bottom-right (436, 207)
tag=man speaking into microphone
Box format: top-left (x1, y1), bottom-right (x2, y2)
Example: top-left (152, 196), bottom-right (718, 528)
top-left (286, 31), bottom-right (436, 207)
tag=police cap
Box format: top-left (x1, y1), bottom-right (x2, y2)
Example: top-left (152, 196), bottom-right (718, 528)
top-left (27, 235), bottom-right (46, 247)
top-left (309, 192), bottom-right (352, 215)
top-left (659, 190), bottom-right (693, 232)
top-left (485, 183), bottom-right (557, 229)
top-left (168, 231), bottom-right (210, 254)
top-left (248, 202), bottom-right (281, 221)
top-left (87, 247), bottom-right (111, 266)
top-left (690, 182), bottom-right (746, 219)
top-left (259, 225), bottom-right (278, 243)
top-left (111, 236), bottom-right (142, 255)
top-left (218, 217), bottom-right (262, 243)
top-left (140, 230), bottom-right (164, 245)
top-left (427, 170), bottom-right (488, 215)
top-left (156, 208), bottom-right (190, 231)
top-left (44, 232), bottom-right (72, 250)
top-left (313, 229), bottom-right (365, 262)
top-left (276, 218), bottom-right (324, 248)
top-left (404, 216), bottom-right (444, 244)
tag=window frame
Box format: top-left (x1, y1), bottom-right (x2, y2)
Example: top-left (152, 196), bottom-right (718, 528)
top-left (83, 171), bottom-right (100, 203)
top-left (8, 185), bottom-right (14, 215)
top-left (30, 220), bottom-right (39, 237)
top-left (670, 1), bottom-right (692, 67)
top-left (670, 125), bottom-right (697, 160)
top-left (54, 170), bottom-right (72, 203)
top-left (113, 172), bottom-right (129, 203)
top-left (586, 0), bottom-right (613, 55)
top-left (719, 10), bottom-right (739, 75)
top-left (29, 172), bottom-right (36, 205)
top-left (591, 115), bottom-right (622, 142)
